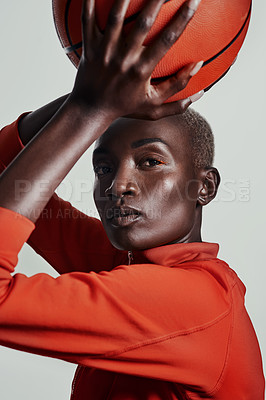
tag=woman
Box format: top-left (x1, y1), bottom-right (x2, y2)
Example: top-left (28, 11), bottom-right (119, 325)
top-left (0, 0), bottom-right (264, 398)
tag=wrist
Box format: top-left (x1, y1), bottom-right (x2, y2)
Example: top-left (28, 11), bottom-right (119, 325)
top-left (61, 97), bottom-right (117, 145)
top-left (65, 95), bottom-right (118, 127)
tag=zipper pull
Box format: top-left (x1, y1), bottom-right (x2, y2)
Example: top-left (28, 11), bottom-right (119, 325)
top-left (128, 251), bottom-right (134, 265)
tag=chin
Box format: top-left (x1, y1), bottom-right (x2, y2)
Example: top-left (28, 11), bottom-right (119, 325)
top-left (109, 236), bottom-right (145, 251)
top-left (107, 230), bottom-right (173, 251)
top-left (103, 220), bottom-right (192, 251)
top-left (106, 230), bottom-right (148, 251)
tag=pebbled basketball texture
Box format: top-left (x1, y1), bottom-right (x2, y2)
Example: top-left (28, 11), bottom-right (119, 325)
top-left (52, 0), bottom-right (252, 102)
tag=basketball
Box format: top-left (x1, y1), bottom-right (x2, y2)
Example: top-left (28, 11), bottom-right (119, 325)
top-left (52, 0), bottom-right (252, 102)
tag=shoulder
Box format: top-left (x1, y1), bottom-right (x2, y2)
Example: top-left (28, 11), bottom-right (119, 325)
top-left (100, 260), bottom-right (232, 330)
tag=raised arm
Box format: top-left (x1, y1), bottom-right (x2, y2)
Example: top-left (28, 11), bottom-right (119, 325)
top-left (1, 0), bottom-right (203, 275)
top-left (0, 112), bottom-right (121, 275)
top-left (0, 0), bottom-right (202, 222)
top-left (18, 94), bottom-right (69, 146)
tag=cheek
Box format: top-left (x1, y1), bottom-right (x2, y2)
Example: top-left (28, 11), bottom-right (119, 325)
top-left (142, 176), bottom-right (198, 239)
top-left (144, 175), bottom-right (194, 213)
top-left (93, 179), bottom-right (109, 213)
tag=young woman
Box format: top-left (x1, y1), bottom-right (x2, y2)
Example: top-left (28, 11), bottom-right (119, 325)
top-left (0, 0), bottom-right (264, 398)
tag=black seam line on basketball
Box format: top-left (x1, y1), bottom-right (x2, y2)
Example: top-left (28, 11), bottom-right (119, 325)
top-left (64, 1), bottom-right (251, 63)
top-left (63, 0), bottom-right (172, 56)
top-left (65, 0), bottom-right (81, 60)
top-left (204, 65), bottom-right (232, 93)
top-left (65, 42), bottom-right (82, 54)
top-left (202, 3), bottom-right (251, 67)
top-left (151, 3), bottom-right (252, 84)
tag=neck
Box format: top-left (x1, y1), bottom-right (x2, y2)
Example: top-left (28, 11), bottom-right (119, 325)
top-left (187, 205), bottom-right (203, 243)
top-left (169, 206), bottom-right (203, 245)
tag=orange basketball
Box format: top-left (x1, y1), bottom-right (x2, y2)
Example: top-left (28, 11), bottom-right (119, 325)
top-left (52, 0), bottom-right (252, 102)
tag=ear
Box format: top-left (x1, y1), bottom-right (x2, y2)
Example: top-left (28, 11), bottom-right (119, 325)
top-left (197, 167), bottom-right (220, 206)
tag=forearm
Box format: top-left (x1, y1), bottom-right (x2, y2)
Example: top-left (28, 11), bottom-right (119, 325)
top-left (0, 0), bottom-right (201, 224)
top-left (0, 100), bottom-right (113, 223)
top-left (18, 94), bottom-right (69, 145)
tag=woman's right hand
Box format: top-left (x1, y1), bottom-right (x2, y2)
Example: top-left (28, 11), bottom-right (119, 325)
top-left (69, 0), bottom-right (203, 121)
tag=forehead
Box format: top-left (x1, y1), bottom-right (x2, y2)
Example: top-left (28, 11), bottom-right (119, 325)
top-left (94, 116), bottom-right (192, 160)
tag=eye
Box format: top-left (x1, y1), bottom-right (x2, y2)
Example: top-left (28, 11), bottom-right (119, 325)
top-left (141, 157), bottom-right (167, 168)
top-left (94, 165), bottom-right (112, 177)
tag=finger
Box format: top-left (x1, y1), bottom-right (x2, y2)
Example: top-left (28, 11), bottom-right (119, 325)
top-left (81, 0), bottom-right (97, 57)
top-left (149, 98), bottom-right (192, 119)
top-left (141, 0), bottom-right (201, 75)
top-left (126, 98), bottom-right (192, 120)
top-left (189, 90), bottom-right (204, 103)
top-left (123, 0), bottom-right (165, 53)
top-left (125, 90), bottom-right (204, 121)
top-left (153, 60), bottom-right (203, 102)
top-left (101, 0), bottom-right (131, 60)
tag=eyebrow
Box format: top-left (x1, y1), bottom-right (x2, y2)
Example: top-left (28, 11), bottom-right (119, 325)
top-left (131, 138), bottom-right (169, 149)
top-left (93, 138), bottom-right (169, 157)
top-left (93, 147), bottom-right (109, 156)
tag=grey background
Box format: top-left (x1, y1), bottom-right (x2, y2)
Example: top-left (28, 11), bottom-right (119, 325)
top-left (0, 0), bottom-right (265, 398)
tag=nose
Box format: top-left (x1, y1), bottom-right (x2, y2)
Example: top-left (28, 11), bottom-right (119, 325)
top-left (105, 166), bottom-right (140, 200)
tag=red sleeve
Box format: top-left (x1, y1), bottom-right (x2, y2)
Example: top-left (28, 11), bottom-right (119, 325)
top-left (28, 193), bottom-right (123, 274)
top-left (0, 117), bottom-right (120, 274)
top-left (0, 114), bottom-right (27, 172)
top-left (0, 206), bottom-right (232, 392)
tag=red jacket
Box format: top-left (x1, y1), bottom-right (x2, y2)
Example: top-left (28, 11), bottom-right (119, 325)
top-left (0, 117), bottom-right (264, 399)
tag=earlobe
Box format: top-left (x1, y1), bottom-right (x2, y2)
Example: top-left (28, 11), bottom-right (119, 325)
top-left (197, 167), bottom-right (220, 206)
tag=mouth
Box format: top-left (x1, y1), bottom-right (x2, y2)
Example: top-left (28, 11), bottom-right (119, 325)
top-left (106, 207), bottom-right (142, 227)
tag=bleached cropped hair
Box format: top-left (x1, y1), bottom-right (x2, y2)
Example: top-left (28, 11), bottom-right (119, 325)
top-left (170, 108), bottom-right (215, 169)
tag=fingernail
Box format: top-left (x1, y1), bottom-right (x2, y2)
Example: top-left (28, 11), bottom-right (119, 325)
top-left (187, 0), bottom-right (201, 11)
top-left (190, 90), bottom-right (204, 103)
top-left (189, 60), bottom-right (204, 77)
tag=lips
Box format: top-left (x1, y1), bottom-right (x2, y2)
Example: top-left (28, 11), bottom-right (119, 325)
top-left (106, 207), bottom-right (142, 227)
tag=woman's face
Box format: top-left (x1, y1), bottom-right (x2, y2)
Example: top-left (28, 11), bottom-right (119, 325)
top-left (93, 117), bottom-right (203, 251)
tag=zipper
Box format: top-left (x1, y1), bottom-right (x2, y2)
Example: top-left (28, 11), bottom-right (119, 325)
top-left (128, 251), bottom-right (134, 265)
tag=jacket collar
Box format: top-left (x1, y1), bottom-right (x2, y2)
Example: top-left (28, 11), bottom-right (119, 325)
top-left (130, 242), bottom-right (219, 267)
